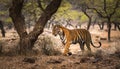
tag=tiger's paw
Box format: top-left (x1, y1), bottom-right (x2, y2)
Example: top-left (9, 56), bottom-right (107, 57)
top-left (62, 53), bottom-right (67, 56)
top-left (62, 52), bottom-right (72, 56)
top-left (67, 52), bottom-right (72, 56)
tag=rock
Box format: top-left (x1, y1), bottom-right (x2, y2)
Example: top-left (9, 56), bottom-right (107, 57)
top-left (100, 38), bottom-right (107, 40)
top-left (31, 64), bottom-right (41, 69)
top-left (115, 63), bottom-right (120, 69)
top-left (92, 58), bottom-right (101, 63)
top-left (80, 57), bottom-right (90, 63)
top-left (23, 57), bottom-right (36, 63)
top-left (74, 61), bottom-right (80, 64)
top-left (67, 52), bottom-right (72, 56)
top-left (95, 36), bottom-right (100, 38)
top-left (115, 51), bottom-right (120, 58)
top-left (0, 45), bottom-right (2, 53)
top-left (47, 58), bottom-right (62, 64)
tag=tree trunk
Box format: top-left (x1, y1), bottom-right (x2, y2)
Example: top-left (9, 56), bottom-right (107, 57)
top-left (107, 18), bottom-right (111, 42)
top-left (0, 21), bottom-right (5, 37)
top-left (87, 17), bottom-right (92, 30)
top-left (113, 22), bottom-right (120, 31)
top-left (98, 22), bottom-right (105, 30)
top-left (83, 11), bottom-right (92, 30)
top-left (9, 0), bottom-right (62, 54)
top-left (113, 22), bottom-right (117, 30)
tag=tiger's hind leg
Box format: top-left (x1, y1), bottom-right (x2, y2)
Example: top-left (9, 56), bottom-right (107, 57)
top-left (79, 41), bottom-right (85, 55)
top-left (86, 42), bottom-right (93, 56)
top-left (86, 42), bottom-right (91, 51)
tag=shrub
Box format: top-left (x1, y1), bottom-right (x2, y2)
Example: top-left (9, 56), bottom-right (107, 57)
top-left (34, 35), bottom-right (62, 56)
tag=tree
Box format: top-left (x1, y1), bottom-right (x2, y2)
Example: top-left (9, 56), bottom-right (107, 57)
top-left (68, 0), bottom-right (94, 30)
top-left (0, 20), bottom-right (5, 37)
top-left (88, 0), bottom-right (120, 41)
top-left (9, 0), bottom-right (62, 54)
top-left (111, 5), bottom-right (120, 31)
top-left (80, 3), bottom-right (93, 30)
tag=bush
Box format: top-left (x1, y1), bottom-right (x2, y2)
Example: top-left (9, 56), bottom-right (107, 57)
top-left (34, 34), bottom-right (62, 56)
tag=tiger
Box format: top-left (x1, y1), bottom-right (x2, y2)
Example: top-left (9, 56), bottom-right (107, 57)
top-left (52, 25), bottom-right (101, 56)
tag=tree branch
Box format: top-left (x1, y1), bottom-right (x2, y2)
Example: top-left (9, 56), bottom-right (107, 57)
top-left (9, 0), bottom-right (28, 38)
top-left (37, 0), bottom-right (45, 12)
top-left (88, 7), bottom-right (107, 18)
top-left (109, 0), bottom-right (120, 17)
top-left (103, 0), bottom-right (109, 16)
top-left (29, 0), bottom-right (62, 41)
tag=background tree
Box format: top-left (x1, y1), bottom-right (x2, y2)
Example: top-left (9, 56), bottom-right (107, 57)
top-left (88, 0), bottom-right (120, 41)
top-left (0, 20), bottom-right (5, 37)
top-left (69, 0), bottom-right (120, 41)
top-left (111, 5), bottom-right (120, 31)
top-left (68, 0), bottom-right (94, 30)
top-left (9, 0), bottom-right (62, 54)
top-left (0, 0), bottom-right (13, 29)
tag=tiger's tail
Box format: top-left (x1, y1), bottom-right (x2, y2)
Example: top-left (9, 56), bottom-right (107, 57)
top-left (91, 41), bottom-right (101, 48)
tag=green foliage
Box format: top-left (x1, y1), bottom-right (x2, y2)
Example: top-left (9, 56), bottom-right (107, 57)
top-left (5, 17), bottom-right (12, 23)
top-left (92, 0), bottom-right (119, 16)
top-left (0, 0), bottom-right (90, 24)
top-left (24, 2), bottom-right (39, 13)
top-left (1, 0), bottom-right (119, 26)
top-left (55, 0), bottom-right (72, 19)
top-left (112, 8), bottom-right (120, 22)
top-left (67, 10), bottom-right (81, 19)
top-left (0, 0), bottom-right (10, 4)
top-left (0, 0), bottom-right (10, 6)
top-left (0, 11), bottom-right (6, 15)
top-left (55, 0), bottom-right (83, 21)
top-left (80, 13), bottom-right (88, 22)
top-left (0, 0), bottom-right (11, 26)
top-left (23, 0), bottom-right (41, 23)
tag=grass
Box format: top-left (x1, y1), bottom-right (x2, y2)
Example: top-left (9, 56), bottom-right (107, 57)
top-left (0, 33), bottom-right (62, 56)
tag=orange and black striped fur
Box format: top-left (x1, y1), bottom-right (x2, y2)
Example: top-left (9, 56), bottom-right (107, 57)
top-left (52, 25), bottom-right (101, 56)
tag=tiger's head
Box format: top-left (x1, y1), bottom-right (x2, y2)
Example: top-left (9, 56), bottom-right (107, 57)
top-left (52, 25), bottom-right (63, 36)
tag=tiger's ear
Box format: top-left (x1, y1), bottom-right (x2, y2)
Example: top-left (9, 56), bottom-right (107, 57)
top-left (59, 28), bottom-right (63, 33)
top-left (59, 28), bottom-right (63, 35)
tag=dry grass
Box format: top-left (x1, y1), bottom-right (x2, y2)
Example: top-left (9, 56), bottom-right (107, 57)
top-left (0, 25), bottom-right (120, 69)
top-left (114, 41), bottom-right (120, 53)
top-left (92, 41), bottom-right (120, 58)
top-left (0, 39), bottom-right (20, 56)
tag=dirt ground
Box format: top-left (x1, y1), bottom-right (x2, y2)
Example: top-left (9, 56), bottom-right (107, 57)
top-left (0, 24), bottom-right (120, 69)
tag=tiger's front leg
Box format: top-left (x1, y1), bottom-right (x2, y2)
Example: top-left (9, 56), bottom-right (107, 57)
top-left (63, 42), bottom-right (70, 56)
